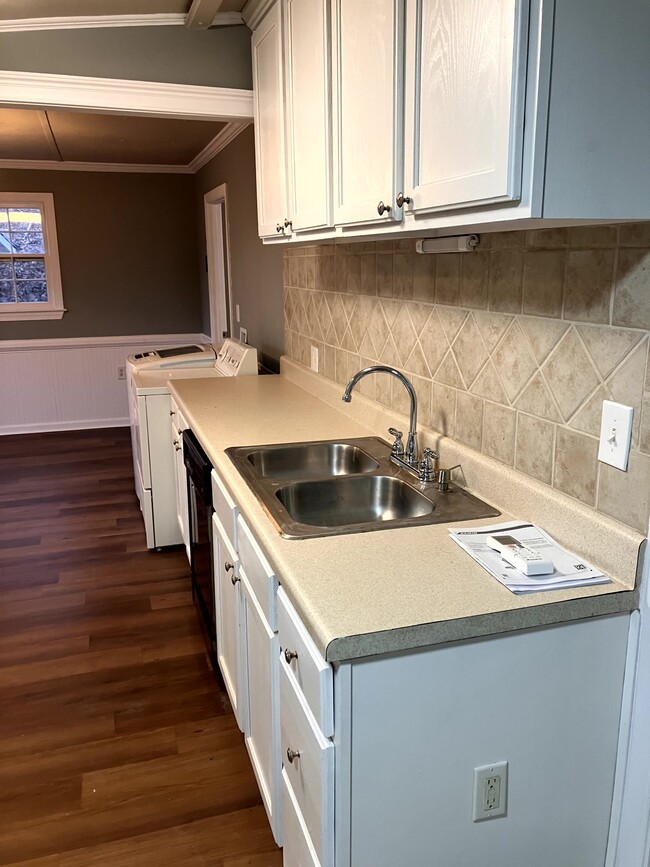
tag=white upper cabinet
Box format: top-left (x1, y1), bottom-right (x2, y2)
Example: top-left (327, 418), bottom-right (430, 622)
top-left (285, 0), bottom-right (332, 232)
top-left (332, 0), bottom-right (404, 227)
top-left (252, 3), bottom-right (289, 238)
top-left (403, 0), bottom-right (527, 214)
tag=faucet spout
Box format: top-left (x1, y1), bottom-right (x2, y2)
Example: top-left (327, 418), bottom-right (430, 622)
top-left (342, 366), bottom-right (418, 466)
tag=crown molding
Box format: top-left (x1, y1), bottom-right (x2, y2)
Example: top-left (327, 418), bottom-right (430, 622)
top-left (0, 12), bottom-right (244, 32)
top-left (241, 0), bottom-right (275, 30)
top-left (0, 71), bottom-right (253, 121)
top-left (0, 158), bottom-right (193, 174)
top-left (189, 120), bottom-right (251, 172)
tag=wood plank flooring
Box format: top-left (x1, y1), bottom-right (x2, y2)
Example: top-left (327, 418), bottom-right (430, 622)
top-left (0, 428), bottom-right (282, 867)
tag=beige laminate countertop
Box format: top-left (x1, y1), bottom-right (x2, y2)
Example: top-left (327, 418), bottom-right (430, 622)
top-left (170, 374), bottom-right (640, 662)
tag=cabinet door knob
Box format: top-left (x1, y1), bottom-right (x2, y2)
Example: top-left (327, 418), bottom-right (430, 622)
top-left (169, 410), bottom-right (175, 416)
top-left (174, 445), bottom-right (181, 452)
top-left (286, 747), bottom-right (301, 764)
top-left (377, 200), bottom-right (391, 216)
top-left (396, 192), bottom-right (412, 208)
top-left (284, 648), bottom-right (298, 664)
top-left (230, 573), bottom-right (240, 586)
top-left (284, 218), bottom-right (293, 230)
top-left (177, 428), bottom-right (182, 436)
top-left (276, 222), bottom-right (284, 233)
top-left (224, 561), bottom-right (234, 572)
top-left (172, 438), bottom-right (178, 446)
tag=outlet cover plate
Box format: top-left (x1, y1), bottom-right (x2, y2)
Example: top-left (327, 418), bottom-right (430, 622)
top-left (472, 761), bottom-right (508, 821)
top-left (598, 400), bottom-right (634, 471)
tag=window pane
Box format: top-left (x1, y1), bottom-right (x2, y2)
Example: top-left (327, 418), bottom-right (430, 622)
top-left (0, 281), bottom-right (16, 303)
top-left (14, 259), bottom-right (46, 280)
top-left (9, 208), bottom-right (42, 232)
top-left (16, 281), bottom-right (48, 303)
top-left (0, 210), bottom-right (8, 231)
top-left (8, 233), bottom-right (44, 254)
top-left (0, 260), bottom-right (14, 280)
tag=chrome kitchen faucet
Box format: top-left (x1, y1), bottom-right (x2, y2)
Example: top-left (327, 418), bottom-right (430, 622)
top-left (342, 365), bottom-right (439, 482)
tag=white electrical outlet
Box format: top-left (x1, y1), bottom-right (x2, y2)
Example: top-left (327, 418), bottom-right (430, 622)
top-left (598, 400), bottom-right (634, 471)
top-left (239, 327), bottom-right (248, 344)
top-left (472, 761), bottom-right (508, 821)
top-left (117, 366), bottom-right (126, 381)
top-left (310, 345), bottom-right (319, 372)
top-left (235, 304), bottom-right (240, 323)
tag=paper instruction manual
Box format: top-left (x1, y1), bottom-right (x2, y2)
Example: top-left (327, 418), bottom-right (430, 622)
top-left (449, 521), bottom-right (611, 594)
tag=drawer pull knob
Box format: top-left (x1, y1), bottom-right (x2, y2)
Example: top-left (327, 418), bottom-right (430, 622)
top-left (172, 438), bottom-right (178, 446)
top-left (177, 428), bottom-right (182, 436)
top-left (286, 748), bottom-right (301, 764)
top-left (224, 562), bottom-right (234, 572)
top-left (230, 573), bottom-right (240, 585)
top-left (284, 648), bottom-right (298, 664)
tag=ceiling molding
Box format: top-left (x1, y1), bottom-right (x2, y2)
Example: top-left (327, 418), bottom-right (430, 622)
top-left (188, 120), bottom-right (250, 172)
top-left (241, 0), bottom-right (275, 30)
top-left (0, 71), bottom-right (254, 121)
top-left (0, 12), bottom-right (244, 32)
top-left (0, 158), bottom-right (193, 174)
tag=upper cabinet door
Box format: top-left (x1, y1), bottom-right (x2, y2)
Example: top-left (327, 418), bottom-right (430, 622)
top-left (403, 0), bottom-right (528, 214)
top-left (252, 3), bottom-right (289, 238)
top-left (332, 0), bottom-right (405, 227)
top-left (285, 0), bottom-right (332, 233)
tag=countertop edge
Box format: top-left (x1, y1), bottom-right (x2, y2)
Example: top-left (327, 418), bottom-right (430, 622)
top-left (325, 588), bottom-right (639, 662)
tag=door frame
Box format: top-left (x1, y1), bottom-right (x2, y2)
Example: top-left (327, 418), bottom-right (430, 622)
top-left (204, 184), bottom-right (232, 343)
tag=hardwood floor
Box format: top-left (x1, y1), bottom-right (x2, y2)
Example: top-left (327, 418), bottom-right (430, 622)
top-left (0, 428), bottom-right (282, 867)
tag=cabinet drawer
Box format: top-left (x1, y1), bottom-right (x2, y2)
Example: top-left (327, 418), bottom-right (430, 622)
top-left (282, 768), bottom-right (321, 867)
top-left (237, 515), bottom-right (278, 630)
top-left (211, 468), bottom-right (238, 548)
top-left (278, 587), bottom-right (333, 737)
top-left (280, 658), bottom-right (334, 867)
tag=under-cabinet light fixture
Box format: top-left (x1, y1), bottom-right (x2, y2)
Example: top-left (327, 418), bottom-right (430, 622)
top-left (415, 234), bottom-right (480, 254)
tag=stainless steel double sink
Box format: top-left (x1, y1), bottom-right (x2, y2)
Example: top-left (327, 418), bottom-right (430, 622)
top-left (226, 437), bottom-right (500, 539)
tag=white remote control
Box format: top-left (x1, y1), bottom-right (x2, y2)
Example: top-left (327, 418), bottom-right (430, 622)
top-left (486, 534), bottom-right (554, 576)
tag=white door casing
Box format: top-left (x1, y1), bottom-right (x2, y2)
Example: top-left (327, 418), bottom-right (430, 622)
top-left (204, 183), bottom-right (231, 343)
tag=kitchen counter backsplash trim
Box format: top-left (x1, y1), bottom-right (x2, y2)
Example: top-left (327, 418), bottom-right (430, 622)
top-left (283, 224), bottom-right (650, 534)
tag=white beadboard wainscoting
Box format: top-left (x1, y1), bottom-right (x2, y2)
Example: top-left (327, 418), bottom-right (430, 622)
top-left (0, 334), bottom-right (209, 436)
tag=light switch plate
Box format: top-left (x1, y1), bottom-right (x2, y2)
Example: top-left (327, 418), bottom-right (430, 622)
top-left (598, 400), bottom-right (634, 470)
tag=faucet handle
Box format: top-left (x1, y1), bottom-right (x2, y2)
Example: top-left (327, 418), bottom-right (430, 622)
top-left (419, 447), bottom-right (439, 482)
top-left (388, 427), bottom-right (404, 457)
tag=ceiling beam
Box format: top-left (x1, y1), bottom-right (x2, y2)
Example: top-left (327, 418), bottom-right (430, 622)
top-left (185, 0), bottom-right (224, 29)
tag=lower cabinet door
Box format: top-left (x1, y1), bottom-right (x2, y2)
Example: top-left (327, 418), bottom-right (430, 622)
top-left (212, 515), bottom-right (245, 732)
top-left (280, 659), bottom-right (334, 867)
top-left (282, 768), bottom-right (321, 867)
top-left (241, 569), bottom-right (282, 845)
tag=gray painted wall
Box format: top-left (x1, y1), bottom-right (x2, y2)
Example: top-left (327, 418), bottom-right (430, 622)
top-left (194, 126), bottom-right (284, 368)
top-left (0, 25), bottom-right (252, 88)
top-left (0, 168), bottom-right (202, 339)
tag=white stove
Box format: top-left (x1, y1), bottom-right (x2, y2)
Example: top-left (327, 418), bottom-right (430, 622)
top-left (128, 338), bottom-right (258, 549)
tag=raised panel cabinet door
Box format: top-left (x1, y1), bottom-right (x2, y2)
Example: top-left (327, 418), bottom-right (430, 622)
top-left (332, 0), bottom-right (405, 227)
top-left (212, 516), bottom-right (246, 732)
top-left (285, 0), bottom-right (332, 232)
top-left (403, 0), bottom-right (528, 213)
top-left (252, 2), bottom-right (289, 238)
top-left (241, 572), bottom-right (282, 845)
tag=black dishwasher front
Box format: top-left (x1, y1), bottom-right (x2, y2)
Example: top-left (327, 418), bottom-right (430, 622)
top-left (183, 429), bottom-right (217, 670)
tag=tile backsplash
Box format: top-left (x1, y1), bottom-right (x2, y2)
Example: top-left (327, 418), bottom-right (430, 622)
top-left (283, 224), bottom-right (650, 533)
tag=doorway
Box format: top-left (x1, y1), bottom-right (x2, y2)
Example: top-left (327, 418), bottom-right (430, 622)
top-left (204, 184), bottom-right (231, 344)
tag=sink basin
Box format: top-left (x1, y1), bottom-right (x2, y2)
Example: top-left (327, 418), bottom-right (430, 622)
top-left (226, 436), bottom-right (500, 539)
top-left (247, 441), bottom-right (379, 480)
top-left (276, 475), bottom-right (434, 527)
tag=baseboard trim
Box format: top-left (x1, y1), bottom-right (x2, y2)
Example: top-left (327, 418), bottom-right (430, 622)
top-left (0, 418), bottom-right (130, 436)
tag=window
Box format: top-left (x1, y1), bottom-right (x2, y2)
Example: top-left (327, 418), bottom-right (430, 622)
top-left (0, 193), bottom-right (64, 320)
